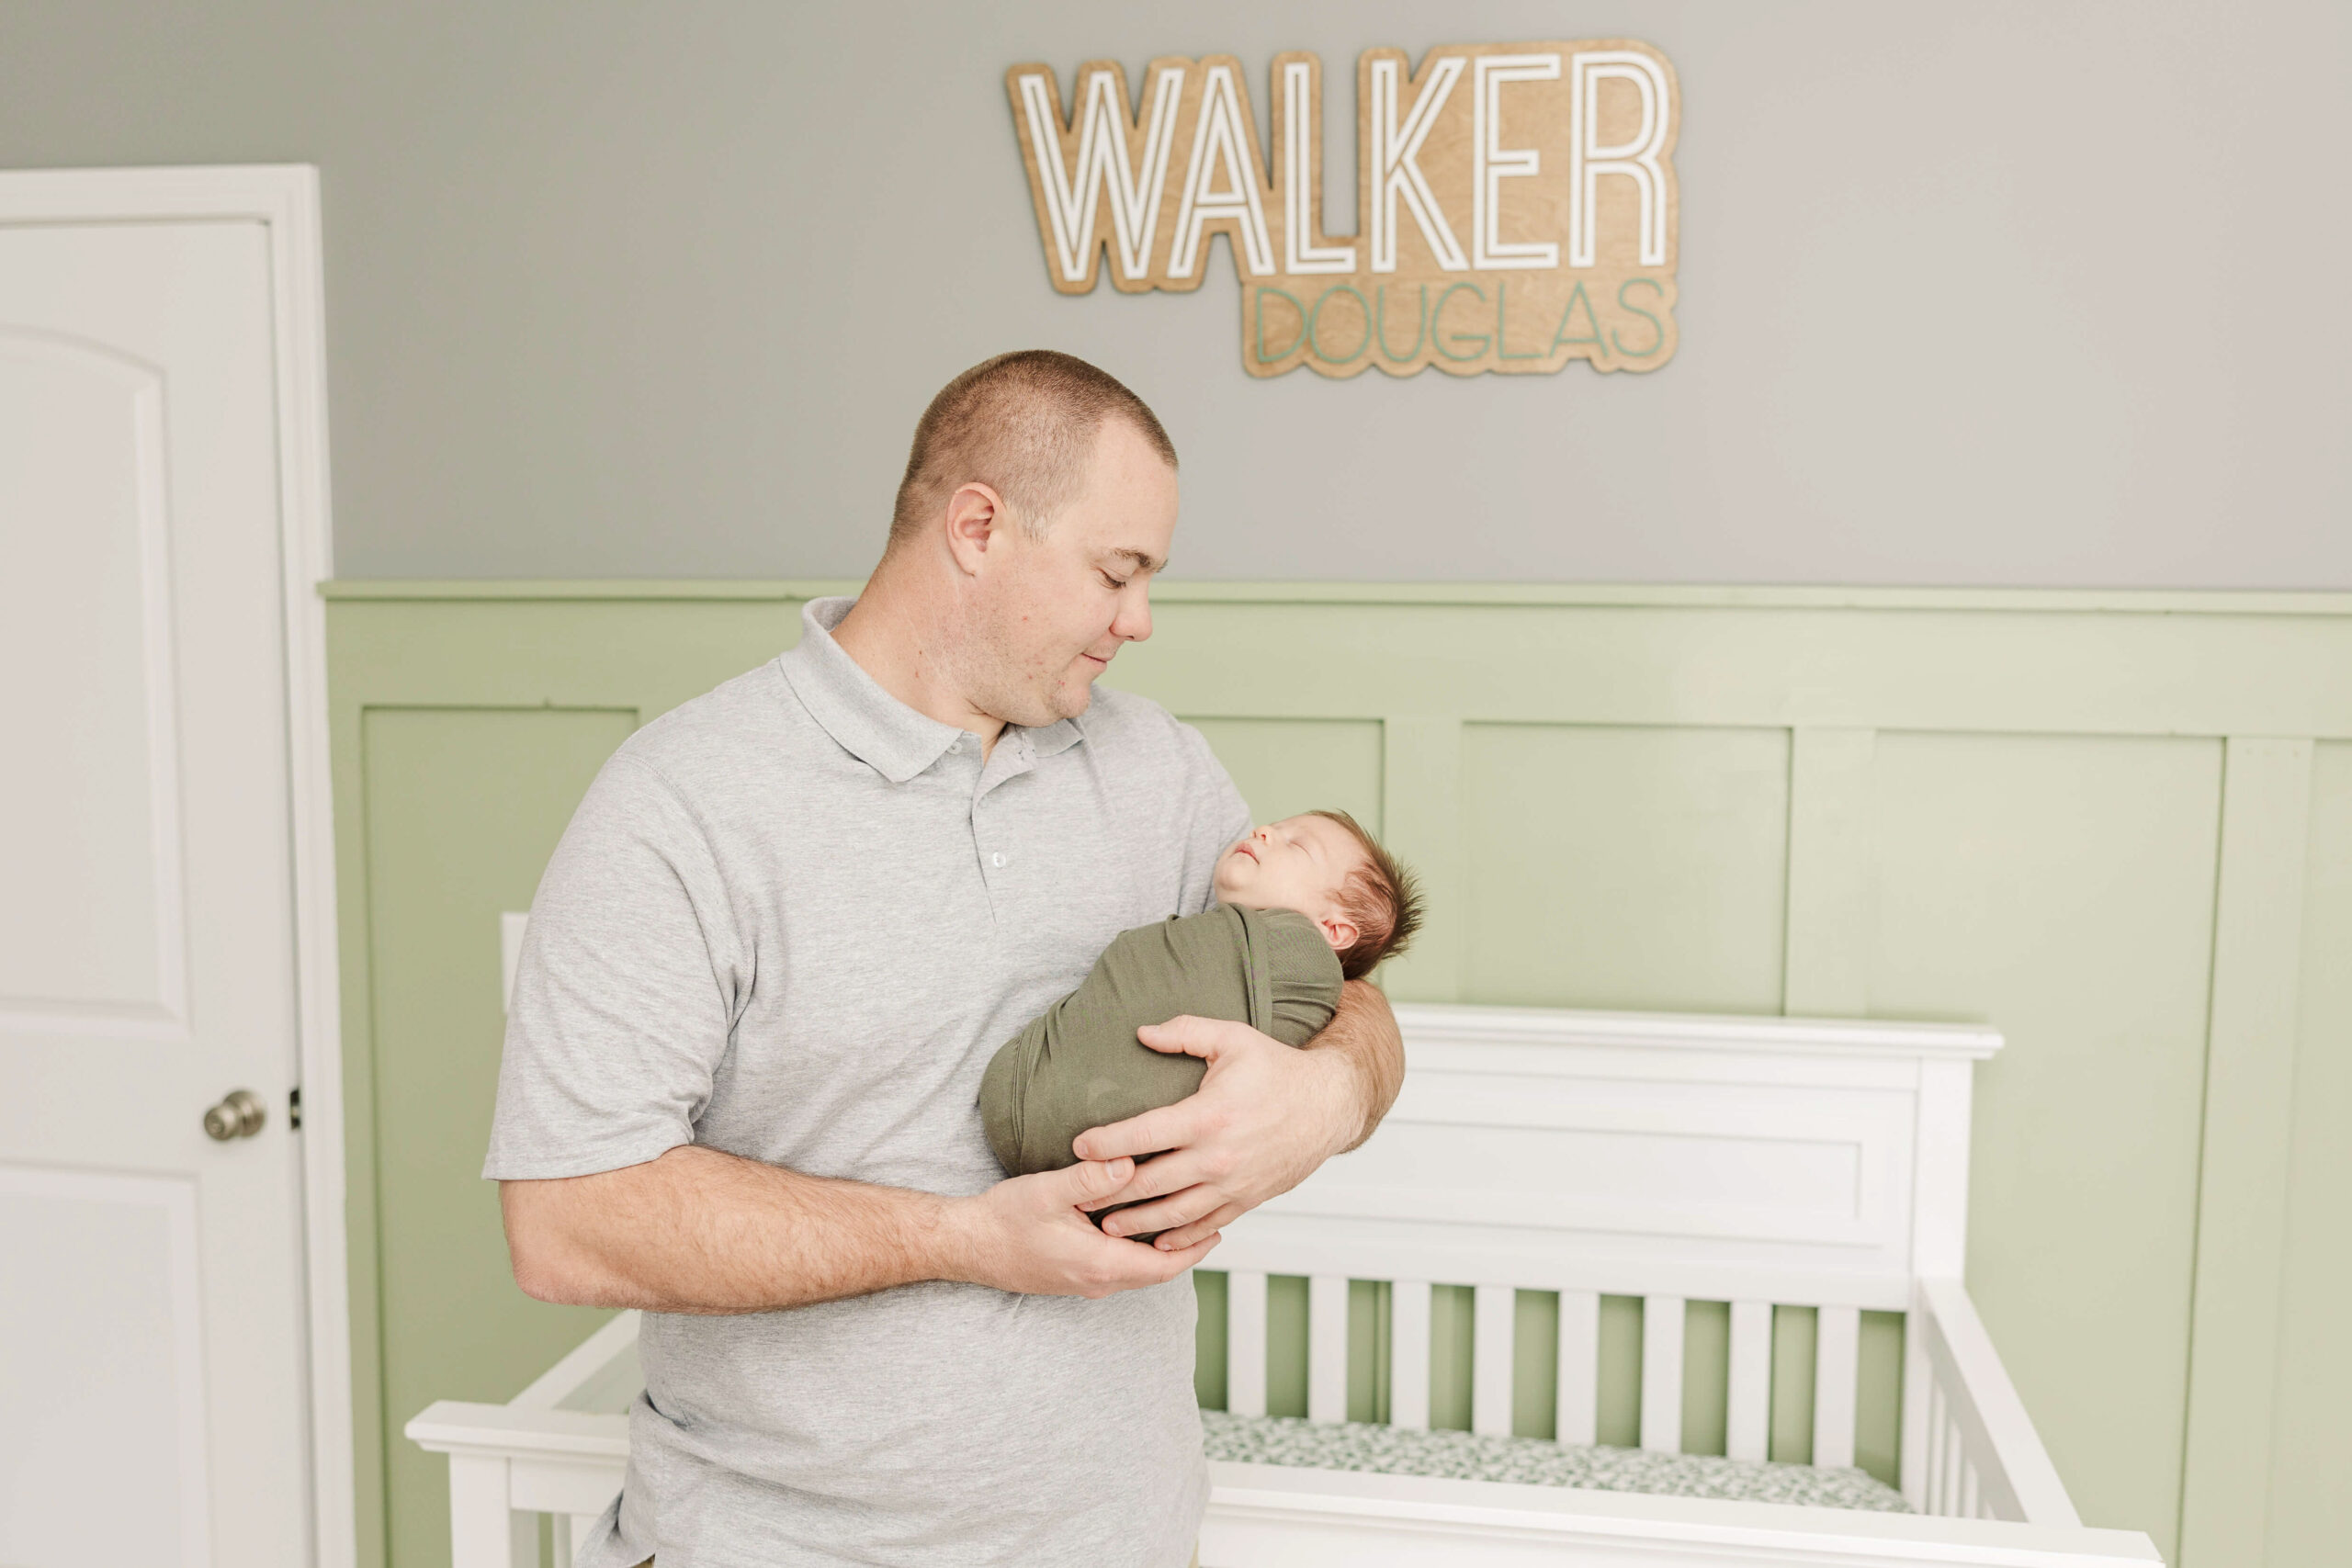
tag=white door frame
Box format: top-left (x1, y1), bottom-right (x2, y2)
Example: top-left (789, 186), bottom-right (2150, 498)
top-left (0, 164), bottom-right (351, 1568)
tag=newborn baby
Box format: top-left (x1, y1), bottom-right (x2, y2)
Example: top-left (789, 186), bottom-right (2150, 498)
top-left (978, 809), bottom-right (1422, 1191)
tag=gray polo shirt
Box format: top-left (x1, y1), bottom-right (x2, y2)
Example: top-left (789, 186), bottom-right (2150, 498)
top-left (484, 596), bottom-right (1250, 1568)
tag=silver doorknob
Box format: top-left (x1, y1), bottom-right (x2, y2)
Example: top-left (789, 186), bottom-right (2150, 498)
top-left (203, 1089), bottom-right (267, 1141)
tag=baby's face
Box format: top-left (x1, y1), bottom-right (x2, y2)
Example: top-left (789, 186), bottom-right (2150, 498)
top-left (1213, 814), bottom-right (1366, 948)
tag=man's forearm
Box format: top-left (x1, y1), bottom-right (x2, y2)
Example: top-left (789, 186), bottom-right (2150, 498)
top-left (1306, 979), bottom-right (1405, 1153)
top-left (503, 1145), bottom-right (966, 1314)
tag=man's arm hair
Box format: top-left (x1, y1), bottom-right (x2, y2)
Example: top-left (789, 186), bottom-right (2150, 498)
top-left (502, 1141), bottom-right (1219, 1313)
top-left (503, 1145), bottom-right (960, 1313)
top-left (1306, 978), bottom-right (1405, 1153)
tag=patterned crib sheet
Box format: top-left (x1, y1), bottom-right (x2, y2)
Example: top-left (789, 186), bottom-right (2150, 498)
top-left (1201, 1410), bottom-right (1913, 1513)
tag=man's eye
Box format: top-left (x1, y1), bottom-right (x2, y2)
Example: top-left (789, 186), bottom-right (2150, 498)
top-left (1101, 572), bottom-right (1129, 590)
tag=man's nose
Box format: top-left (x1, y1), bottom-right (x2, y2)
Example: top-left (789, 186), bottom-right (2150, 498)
top-left (1114, 586), bottom-right (1153, 643)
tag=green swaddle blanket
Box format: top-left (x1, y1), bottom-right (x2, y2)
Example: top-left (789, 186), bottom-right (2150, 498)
top-left (979, 903), bottom-right (1346, 1178)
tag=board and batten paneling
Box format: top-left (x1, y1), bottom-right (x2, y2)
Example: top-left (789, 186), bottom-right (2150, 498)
top-left (325, 581), bottom-right (2352, 1568)
top-left (1461, 723), bottom-right (1792, 1013)
top-left (357, 707), bottom-right (633, 1568)
top-left (2266, 741), bottom-right (2352, 1565)
top-left (1864, 732), bottom-right (2223, 1548)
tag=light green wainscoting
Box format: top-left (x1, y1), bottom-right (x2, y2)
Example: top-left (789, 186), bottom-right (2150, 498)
top-left (325, 581), bottom-right (2352, 1568)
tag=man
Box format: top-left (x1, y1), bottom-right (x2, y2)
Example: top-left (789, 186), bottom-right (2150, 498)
top-left (490, 349), bottom-right (1406, 1567)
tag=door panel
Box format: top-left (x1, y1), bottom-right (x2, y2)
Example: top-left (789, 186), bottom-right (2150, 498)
top-left (0, 333), bottom-right (182, 1028)
top-left (0, 1168), bottom-right (208, 1566)
top-left (0, 219), bottom-right (311, 1568)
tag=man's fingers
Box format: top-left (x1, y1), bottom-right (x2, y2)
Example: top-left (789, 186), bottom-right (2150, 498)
top-left (1087, 1152), bottom-right (1208, 1220)
top-left (1119, 1229), bottom-right (1219, 1278)
top-left (1158, 1230), bottom-right (1221, 1269)
top-left (1134, 1014), bottom-right (1227, 1058)
top-left (1150, 1202), bottom-right (1246, 1253)
top-left (1045, 1156), bottom-right (1134, 1208)
top-left (1072, 1102), bottom-right (1200, 1164)
top-left (1098, 1183), bottom-right (1216, 1239)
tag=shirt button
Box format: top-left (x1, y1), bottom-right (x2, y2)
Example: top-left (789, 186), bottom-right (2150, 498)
top-left (990, 852), bottom-right (1007, 868)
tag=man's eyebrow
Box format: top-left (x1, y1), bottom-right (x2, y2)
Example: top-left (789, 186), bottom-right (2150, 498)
top-left (1102, 547), bottom-right (1168, 574)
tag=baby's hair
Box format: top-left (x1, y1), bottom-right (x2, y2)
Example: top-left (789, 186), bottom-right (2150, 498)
top-left (1310, 810), bottom-right (1425, 982)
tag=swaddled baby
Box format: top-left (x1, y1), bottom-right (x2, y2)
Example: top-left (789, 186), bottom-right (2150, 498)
top-left (978, 809), bottom-right (1422, 1189)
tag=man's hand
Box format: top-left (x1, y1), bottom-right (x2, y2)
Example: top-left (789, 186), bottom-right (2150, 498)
top-left (1071, 981), bottom-right (1405, 1251)
top-left (947, 1156), bottom-right (1220, 1298)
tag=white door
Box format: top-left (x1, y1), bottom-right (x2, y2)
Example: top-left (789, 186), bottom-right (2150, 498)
top-left (0, 210), bottom-right (320, 1565)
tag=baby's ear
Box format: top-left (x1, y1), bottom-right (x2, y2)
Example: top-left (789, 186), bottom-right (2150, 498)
top-left (1318, 914), bottom-right (1360, 953)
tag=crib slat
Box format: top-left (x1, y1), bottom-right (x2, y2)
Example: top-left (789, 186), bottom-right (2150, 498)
top-left (1898, 1301), bottom-right (1933, 1506)
top-left (1307, 1275), bottom-right (1349, 1424)
top-left (1942, 1403), bottom-right (1966, 1517)
top-left (1390, 1279), bottom-right (1432, 1430)
top-left (1640, 1295), bottom-right (1685, 1453)
top-left (1812, 1303), bottom-right (1860, 1468)
top-left (1227, 1271), bottom-right (1269, 1418)
top-left (1962, 1459), bottom-right (1981, 1519)
top-left (1725, 1299), bottom-right (1772, 1462)
top-left (1924, 1381), bottom-right (1948, 1515)
top-left (1472, 1284), bottom-right (1515, 1436)
top-left (1555, 1289), bottom-right (1600, 1446)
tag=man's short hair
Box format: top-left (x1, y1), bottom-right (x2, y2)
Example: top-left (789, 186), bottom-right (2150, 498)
top-left (888, 350), bottom-right (1177, 550)
top-left (1311, 810), bottom-right (1426, 982)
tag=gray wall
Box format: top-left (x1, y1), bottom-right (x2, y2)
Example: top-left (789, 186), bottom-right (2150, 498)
top-left (3, 0), bottom-right (2346, 586)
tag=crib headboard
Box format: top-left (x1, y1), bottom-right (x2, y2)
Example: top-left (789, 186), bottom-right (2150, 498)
top-left (1208, 1003), bottom-right (2001, 1465)
top-left (1222, 1004), bottom-right (1999, 1308)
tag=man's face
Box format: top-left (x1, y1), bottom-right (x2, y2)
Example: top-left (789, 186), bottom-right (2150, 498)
top-left (967, 419), bottom-right (1178, 727)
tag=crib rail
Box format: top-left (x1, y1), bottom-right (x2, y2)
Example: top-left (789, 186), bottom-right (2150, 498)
top-left (1211, 1270), bottom-right (2069, 1526)
top-left (406, 1400), bottom-right (626, 1568)
top-left (1905, 1278), bottom-right (2079, 1526)
top-left (407, 1311), bottom-right (638, 1568)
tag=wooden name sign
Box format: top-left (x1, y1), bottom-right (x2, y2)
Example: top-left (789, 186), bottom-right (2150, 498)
top-left (1007, 42), bottom-right (1680, 379)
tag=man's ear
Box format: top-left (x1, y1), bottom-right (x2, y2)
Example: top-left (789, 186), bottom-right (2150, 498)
top-left (942, 482), bottom-right (1008, 577)
top-left (1317, 914), bottom-right (1361, 953)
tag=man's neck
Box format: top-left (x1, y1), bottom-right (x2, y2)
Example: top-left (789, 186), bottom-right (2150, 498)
top-left (830, 570), bottom-right (1010, 757)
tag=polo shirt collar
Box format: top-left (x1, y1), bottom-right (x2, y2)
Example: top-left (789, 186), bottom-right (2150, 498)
top-left (779, 596), bottom-right (1088, 783)
top-left (781, 597), bottom-right (967, 784)
top-left (1028, 716), bottom-right (1084, 761)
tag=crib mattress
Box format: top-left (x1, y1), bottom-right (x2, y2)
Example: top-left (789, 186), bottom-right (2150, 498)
top-left (1201, 1411), bottom-right (1913, 1513)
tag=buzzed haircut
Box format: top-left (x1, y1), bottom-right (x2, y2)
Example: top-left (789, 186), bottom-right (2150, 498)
top-left (888, 350), bottom-right (1177, 551)
top-left (1311, 809), bottom-right (1426, 982)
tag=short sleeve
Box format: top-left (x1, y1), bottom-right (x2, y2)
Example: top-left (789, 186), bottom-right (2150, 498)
top-left (1172, 720), bottom-right (1254, 917)
top-left (482, 753), bottom-right (745, 1180)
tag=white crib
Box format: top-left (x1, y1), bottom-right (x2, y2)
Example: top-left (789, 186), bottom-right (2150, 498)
top-left (409, 1004), bottom-right (2164, 1566)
